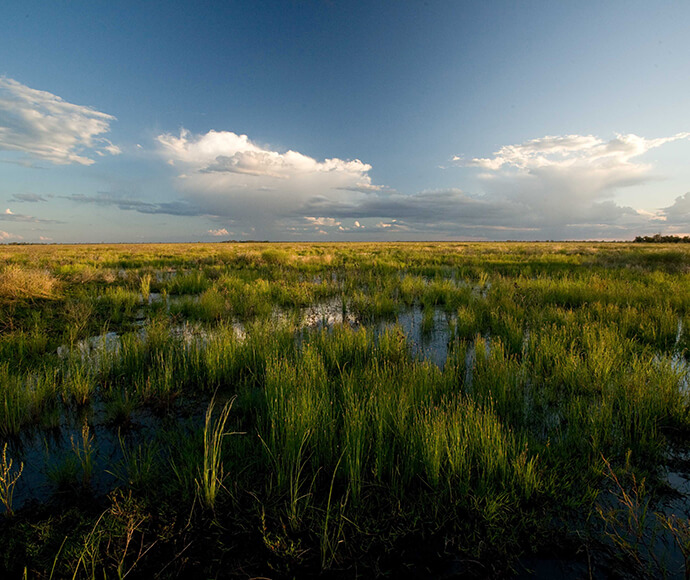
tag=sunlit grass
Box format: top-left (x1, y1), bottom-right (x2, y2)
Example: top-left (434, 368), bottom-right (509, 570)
top-left (0, 264), bottom-right (58, 302)
top-left (196, 396), bottom-right (236, 510)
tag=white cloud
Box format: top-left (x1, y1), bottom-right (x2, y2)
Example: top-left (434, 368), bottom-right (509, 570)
top-left (208, 228), bottom-right (229, 236)
top-left (448, 132), bottom-right (690, 235)
top-left (305, 216), bottom-right (341, 227)
top-left (465, 133), bottom-right (690, 172)
top-left (0, 230), bottom-right (21, 240)
top-left (156, 129), bottom-right (378, 235)
top-left (0, 77), bottom-right (120, 165)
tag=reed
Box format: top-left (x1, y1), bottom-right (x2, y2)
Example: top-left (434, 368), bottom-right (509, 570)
top-left (340, 371), bottom-right (368, 503)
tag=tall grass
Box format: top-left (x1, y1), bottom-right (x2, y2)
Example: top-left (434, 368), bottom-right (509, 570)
top-left (263, 346), bottom-right (333, 488)
top-left (0, 364), bottom-right (58, 437)
top-left (196, 396), bottom-right (236, 510)
top-left (139, 273), bottom-right (152, 301)
top-left (166, 269), bottom-right (210, 295)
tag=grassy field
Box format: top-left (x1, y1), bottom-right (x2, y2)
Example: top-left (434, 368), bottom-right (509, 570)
top-left (1, 241), bottom-right (690, 578)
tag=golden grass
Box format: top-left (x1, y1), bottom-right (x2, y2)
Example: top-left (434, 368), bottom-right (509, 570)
top-left (0, 264), bottom-right (59, 301)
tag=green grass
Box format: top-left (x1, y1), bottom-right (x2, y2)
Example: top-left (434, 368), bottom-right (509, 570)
top-left (196, 396), bottom-right (236, 510)
top-left (1, 241), bottom-right (690, 577)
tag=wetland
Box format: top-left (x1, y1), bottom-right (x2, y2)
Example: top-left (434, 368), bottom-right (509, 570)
top-left (1, 241), bottom-right (690, 578)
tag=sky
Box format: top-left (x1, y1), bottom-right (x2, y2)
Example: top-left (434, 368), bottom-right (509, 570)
top-left (1, 0), bottom-right (689, 243)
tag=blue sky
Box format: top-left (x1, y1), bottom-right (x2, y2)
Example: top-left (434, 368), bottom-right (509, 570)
top-left (1, 0), bottom-right (689, 242)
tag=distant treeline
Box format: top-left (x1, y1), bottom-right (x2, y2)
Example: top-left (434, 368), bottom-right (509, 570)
top-left (634, 234), bottom-right (690, 243)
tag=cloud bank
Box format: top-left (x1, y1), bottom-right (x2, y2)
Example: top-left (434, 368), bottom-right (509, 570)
top-left (9, 193), bottom-right (49, 203)
top-left (0, 77), bottom-right (120, 165)
top-left (95, 128), bottom-right (689, 240)
top-left (296, 132), bottom-right (690, 239)
top-left (63, 193), bottom-right (203, 216)
top-left (465, 133), bottom-right (689, 173)
top-left (661, 193), bottom-right (690, 232)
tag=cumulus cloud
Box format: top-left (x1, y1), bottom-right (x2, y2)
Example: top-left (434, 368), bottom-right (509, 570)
top-left (156, 129), bottom-right (377, 235)
top-left (120, 128), bottom-right (688, 240)
top-left (0, 77), bottom-right (120, 165)
top-left (0, 230), bottom-right (22, 241)
top-left (208, 228), bottom-right (229, 236)
top-left (461, 134), bottom-right (690, 220)
top-left (446, 132), bottom-right (690, 237)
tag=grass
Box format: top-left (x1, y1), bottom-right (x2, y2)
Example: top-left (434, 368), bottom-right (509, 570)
top-left (0, 264), bottom-right (59, 302)
top-left (71, 421), bottom-right (95, 489)
top-left (109, 437), bottom-right (160, 493)
top-left (1, 241), bottom-right (690, 577)
top-left (196, 396), bottom-right (236, 510)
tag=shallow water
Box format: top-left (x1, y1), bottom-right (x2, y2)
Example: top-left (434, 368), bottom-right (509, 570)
top-left (57, 300), bottom-right (457, 367)
top-left (7, 400), bottom-right (207, 511)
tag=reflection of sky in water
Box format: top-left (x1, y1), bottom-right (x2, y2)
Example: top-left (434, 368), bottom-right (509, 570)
top-left (9, 404), bottom-right (206, 511)
top-left (379, 308), bottom-right (451, 368)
